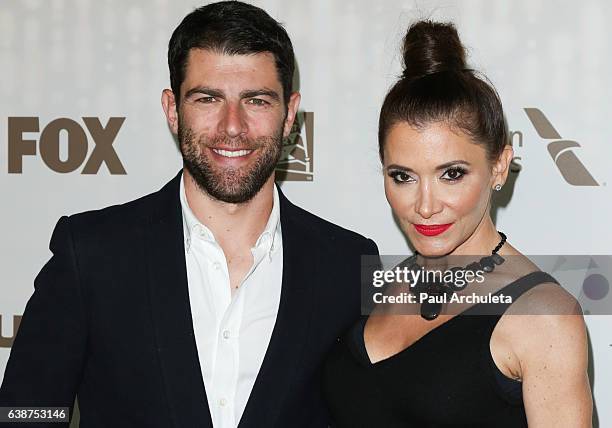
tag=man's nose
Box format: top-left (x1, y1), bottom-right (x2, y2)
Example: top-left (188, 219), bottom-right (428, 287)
top-left (218, 102), bottom-right (247, 138)
top-left (415, 181), bottom-right (443, 220)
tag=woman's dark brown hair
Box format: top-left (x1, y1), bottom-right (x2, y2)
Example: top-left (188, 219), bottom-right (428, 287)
top-left (378, 21), bottom-right (508, 163)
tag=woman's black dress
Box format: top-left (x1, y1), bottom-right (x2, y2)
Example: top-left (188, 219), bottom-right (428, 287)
top-left (323, 271), bottom-right (558, 428)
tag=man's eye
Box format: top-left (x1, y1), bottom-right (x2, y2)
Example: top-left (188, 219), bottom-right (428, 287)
top-left (441, 167), bottom-right (467, 181)
top-left (196, 96), bottom-right (217, 103)
top-left (247, 98), bottom-right (268, 106)
top-left (388, 170), bottom-right (413, 184)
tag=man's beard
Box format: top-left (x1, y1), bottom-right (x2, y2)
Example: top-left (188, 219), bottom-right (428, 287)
top-left (178, 123), bottom-right (283, 204)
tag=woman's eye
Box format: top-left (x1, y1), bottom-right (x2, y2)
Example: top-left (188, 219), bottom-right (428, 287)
top-left (389, 171), bottom-right (413, 183)
top-left (441, 167), bottom-right (467, 181)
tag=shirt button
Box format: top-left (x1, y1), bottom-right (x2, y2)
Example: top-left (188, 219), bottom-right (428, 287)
top-left (222, 330), bottom-right (231, 339)
top-left (219, 398), bottom-right (227, 407)
top-left (212, 262), bottom-right (221, 270)
top-left (194, 225), bottom-right (205, 238)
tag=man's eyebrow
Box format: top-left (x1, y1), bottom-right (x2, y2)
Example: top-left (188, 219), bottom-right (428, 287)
top-left (182, 87), bottom-right (281, 102)
top-left (386, 160), bottom-right (471, 173)
top-left (183, 87), bottom-right (224, 99)
top-left (240, 88), bottom-right (280, 101)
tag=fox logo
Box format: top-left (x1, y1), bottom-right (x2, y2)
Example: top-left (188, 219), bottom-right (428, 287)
top-left (524, 108), bottom-right (598, 186)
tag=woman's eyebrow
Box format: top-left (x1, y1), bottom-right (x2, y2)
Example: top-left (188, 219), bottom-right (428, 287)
top-left (386, 160), bottom-right (470, 172)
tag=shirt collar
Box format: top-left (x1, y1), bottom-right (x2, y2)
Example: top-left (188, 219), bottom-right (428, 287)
top-left (180, 174), bottom-right (281, 257)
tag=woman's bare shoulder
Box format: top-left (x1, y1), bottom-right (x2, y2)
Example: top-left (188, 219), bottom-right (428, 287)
top-left (499, 281), bottom-right (587, 365)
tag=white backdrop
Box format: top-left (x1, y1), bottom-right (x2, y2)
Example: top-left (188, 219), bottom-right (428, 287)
top-left (1, 0), bottom-right (611, 426)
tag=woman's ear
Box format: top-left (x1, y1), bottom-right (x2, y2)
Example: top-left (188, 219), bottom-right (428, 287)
top-left (492, 145), bottom-right (514, 188)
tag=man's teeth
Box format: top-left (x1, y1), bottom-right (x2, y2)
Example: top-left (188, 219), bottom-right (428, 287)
top-left (212, 149), bottom-right (252, 158)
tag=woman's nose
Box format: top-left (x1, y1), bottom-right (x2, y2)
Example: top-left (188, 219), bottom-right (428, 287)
top-left (414, 181), bottom-right (443, 219)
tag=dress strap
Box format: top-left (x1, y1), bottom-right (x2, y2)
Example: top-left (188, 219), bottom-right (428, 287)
top-left (465, 271), bottom-right (559, 316)
top-left (500, 270), bottom-right (558, 299)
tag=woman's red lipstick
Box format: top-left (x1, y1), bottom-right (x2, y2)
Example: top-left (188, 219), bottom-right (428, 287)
top-left (414, 223), bottom-right (453, 236)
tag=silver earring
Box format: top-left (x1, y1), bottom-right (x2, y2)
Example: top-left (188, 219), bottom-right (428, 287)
top-left (494, 184), bottom-right (502, 191)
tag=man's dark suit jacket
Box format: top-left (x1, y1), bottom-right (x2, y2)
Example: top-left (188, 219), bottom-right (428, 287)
top-left (0, 172), bottom-right (378, 427)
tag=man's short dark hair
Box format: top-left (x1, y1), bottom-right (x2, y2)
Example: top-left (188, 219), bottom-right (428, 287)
top-left (168, 1), bottom-right (295, 105)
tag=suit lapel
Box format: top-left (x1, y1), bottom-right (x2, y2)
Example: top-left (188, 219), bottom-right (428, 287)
top-left (238, 187), bottom-right (317, 428)
top-left (144, 172), bottom-right (213, 428)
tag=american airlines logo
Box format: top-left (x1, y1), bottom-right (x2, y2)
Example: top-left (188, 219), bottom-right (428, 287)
top-left (524, 108), bottom-right (598, 186)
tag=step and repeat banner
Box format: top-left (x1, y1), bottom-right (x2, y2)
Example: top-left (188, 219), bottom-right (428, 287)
top-left (1, 0), bottom-right (611, 425)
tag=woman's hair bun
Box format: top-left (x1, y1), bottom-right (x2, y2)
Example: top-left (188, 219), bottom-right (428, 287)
top-left (401, 20), bottom-right (467, 81)
top-left (379, 19), bottom-right (506, 164)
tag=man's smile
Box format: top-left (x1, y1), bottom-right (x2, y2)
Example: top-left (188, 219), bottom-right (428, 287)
top-left (211, 148), bottom-right (254, 158)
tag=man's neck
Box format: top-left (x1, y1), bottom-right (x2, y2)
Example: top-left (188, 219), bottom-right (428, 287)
top-left (182, 168), bottom-right (275, 250)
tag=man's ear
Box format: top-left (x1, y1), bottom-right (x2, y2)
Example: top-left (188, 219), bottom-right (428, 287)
top-left (282, 92), bottom-right (301, 138)
top-left (161, 89), bottom-right (179, 135)
top-left (492, 145), bottom-right (514, 188)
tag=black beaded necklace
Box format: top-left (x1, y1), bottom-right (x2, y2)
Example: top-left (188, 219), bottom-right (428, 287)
top-left (408, 231), bottom-right (507, 321)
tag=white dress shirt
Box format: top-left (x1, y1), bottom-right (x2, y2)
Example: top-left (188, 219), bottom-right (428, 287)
top-left (180, 176), bottom-right (283, 428)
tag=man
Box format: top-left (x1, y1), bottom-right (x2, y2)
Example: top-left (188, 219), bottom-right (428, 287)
top-left (0, 2), bottom-right (378, 427)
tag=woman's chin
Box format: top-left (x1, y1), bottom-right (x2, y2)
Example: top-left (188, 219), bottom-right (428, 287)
top-left (411, 239), bottom-right (453, 258)
top-left (414, 248), bottom-right (451, 258)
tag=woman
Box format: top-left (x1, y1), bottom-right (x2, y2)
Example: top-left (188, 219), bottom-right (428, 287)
top-left (323, 21), bottom-right (592, 427)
